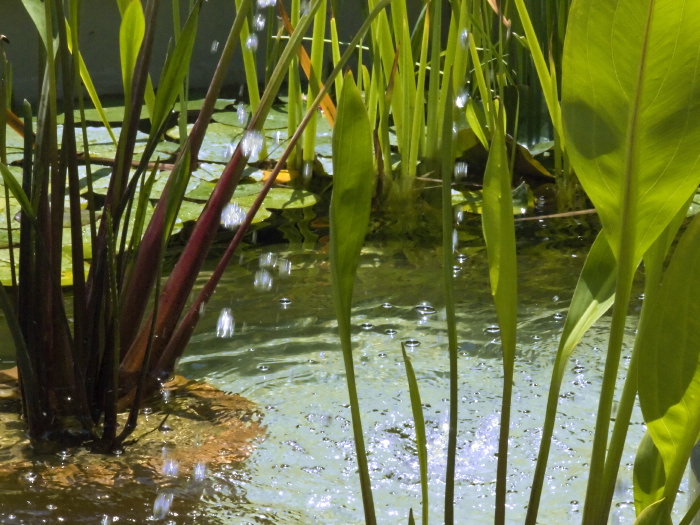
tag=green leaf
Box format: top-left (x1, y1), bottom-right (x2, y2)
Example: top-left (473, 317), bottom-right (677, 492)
top-left (562, 0), bottom-right (700, 263)
top-left (21, 0), bottom-right (58, 55)
top-left (638, 215), bottom-right (700, 511)
top-left (633, 498), bottom-right (672, 525)
top-left (119, 0), bottom-right (145, 108)
top-left (633, 431), bottom-right (666, 515)
top-left (329, 71), bottom-right (376, 523)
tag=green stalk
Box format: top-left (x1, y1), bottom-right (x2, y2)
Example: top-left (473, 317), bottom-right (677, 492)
top-left (440, 80), bottom-right (459, 524)
top-left (301, 0), bottom-right (326, 176)
top-left (287, 0), bottom-right (302, 171)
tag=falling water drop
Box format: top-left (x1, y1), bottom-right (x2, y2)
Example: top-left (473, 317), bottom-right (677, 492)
top-left (210, 40), bottom-right (219, 54)
top-left (162, 458), bottom-right (179, 477)
top-left (193, 461), bottom-right (207, 482)
top-left (459, 29), bottom-right (469, 48)
top-left (153, 492), bottom-right (174, 520)
top-left (237, 103), bottom-right (247, 125)
top-left (454, 161), bottom-right (469, 181)
top-left (241, 130), bottom-right (264, 160)
top-left (245, 34), bottom-right (259, 52)
top-left (253, 13), bottom-right (266, 31)
top-left (254, 269), bottom-right (273, 291)
top-left (221, 202), bottom-right (246, 229)
top-left (259, 252), bottom-right (278, 269)
top-left (216, 308), bottom-right (235, 337)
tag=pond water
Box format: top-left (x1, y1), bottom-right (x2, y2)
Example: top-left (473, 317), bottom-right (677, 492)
top-left (0, 216), bottom-right (690, 523)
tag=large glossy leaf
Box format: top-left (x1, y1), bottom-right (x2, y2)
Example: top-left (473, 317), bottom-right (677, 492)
top-left (562, 0), bottom-right (700, 262)
top-left (638, 215), bottom-right (700, 512)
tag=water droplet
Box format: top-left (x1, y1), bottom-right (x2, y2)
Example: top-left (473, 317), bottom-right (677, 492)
top-left (279, 297), bottom-right (292, 307)
top-left (161, 387), bottom-right (171, 404)
top-left (553, 295), bottom-right (560, 302)
top-left (221, 202), bottom-right (246, 229)
top-left (459, 29), bottom-right (469, 48)
top-left (162, 458), bottom-right (179, 477)
top-left (385, 328), bottom-right (397, 336)
top-left (210, 40), bottom-right (219, 54)
top-left (254, 269), bottom-right (273, 291)
top-left (454, 161), bottom-right (469, 181)
top-left (415, 303), bottom-right (437, 315)
top-left (404, 339), bottom-right (421, 347)
top-left (141, 406), bottom-right (153, 415)
top-left (112, 448), bottom-right (124, 456)
top-left (153, 492), bottom-right (174, 520)
top-left (193, 461), bottom-right (207, 482)
top-left (485, 324), bottom-right (500, 334)
top-left (253, 13), bottom-right (266, 31)
top-left (245, 33), bottom-right (258, 52)
top-left (278, 259), bottom-right (292, 276)
top-left (381, 302), bottom-right (393, 309)
top-left (455, 88), bottom-right (469, 108)
top-left (259, 252), bottom-right (278, 268)
top-left (57, 450), bottom-right (71, 460)
top-left (258, 365), bottom-right (270, 371)
top-left (198, 301), bottom-right (207, 315)
top-left (241, 130), bottom-right (264, 160)
top-left (360, 322), bottom-right (373, 330)
top-left (553, 312), bottom-right (565, 320)
top-left (237, 103), bottom-right (247, 125)
top-left (455, 253), bottom-right (468, 263)
top-left (378, 352), bottom-right (387, 358)
top-left (217, 308), bottom-right (235, 337)
top-left (159, 423), bottom-right (173, 433)
top-left (452, 229), bottom-right (458, 253)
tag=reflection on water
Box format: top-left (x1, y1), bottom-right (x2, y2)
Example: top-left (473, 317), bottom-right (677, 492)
top-left (0, 219), bottom-right (666, 523)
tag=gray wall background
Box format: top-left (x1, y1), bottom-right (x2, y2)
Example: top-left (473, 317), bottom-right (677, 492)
top-left (0, 0), bottom-right (430, 105)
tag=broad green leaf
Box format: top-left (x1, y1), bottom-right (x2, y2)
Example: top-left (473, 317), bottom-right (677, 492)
top-left (562, 0), bottom-right (700, 263)
top-left (638, 215), bottom-right (700, 511)
top-left (235, 188), bottom-right (318, 210)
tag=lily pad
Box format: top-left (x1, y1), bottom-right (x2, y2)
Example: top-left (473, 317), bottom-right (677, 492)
top-left (455, 182), bottom-right (534, 216)
top-left (235, 187), bottom-right (318, 210)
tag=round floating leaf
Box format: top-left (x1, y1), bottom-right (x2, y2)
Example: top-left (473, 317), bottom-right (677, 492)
top-left (235, 187), bottom-right (318, 210)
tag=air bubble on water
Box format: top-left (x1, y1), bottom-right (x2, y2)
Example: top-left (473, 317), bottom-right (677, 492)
top-left (162, 458), bottom-right (179, 477)
top-left (415, 303), bottom-right (437, 315)
top-left (385, 328), bottom-right (397, 336)
top-left (210, 40), bottom-right (219, 54)
top-left (454, 161), bottom-right (468, 181)
top-left (221, 202), bottom-right (246, 229)
top-left (485, 324), bottom-right (500, 334)
top-left (455, 88), bottom-right (469, 109)
top-left (193, 461), bottom-right (207, 481)
top-left (217, 308), bottom-right (234, 337)
top-left (245, 34), bottom-right (258, 52)
top-left (455, 253), bottom-right (468, 263)
top-left (553, 312), bottom-right (565, 320)
top-left (404, 339), bottom-right (421, 348)
top-left (241, 130), bottom-right (264, 160)
top-left (259, 252), bottom-right (278, 269)
top-left (153, 492), bottom-right (174, 520)
top-left (254, 269), bottom-right (273, 291)
top-left (23, 472), bottom-right (37, 484)
top-left (459, 29), bottom-right (469, 49)
top-left (141, 406), bottom-right (153, 416)
top-left (381, 302), bottom-right (393, 309)
top-left (360, 322), bottom-right (373, 330)
top-left (237, 103), bottom-right (247, 125)
top-left (253, 13), bottom-right (266, 31)
top-left (279, 297), bottom-right (292, 307)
